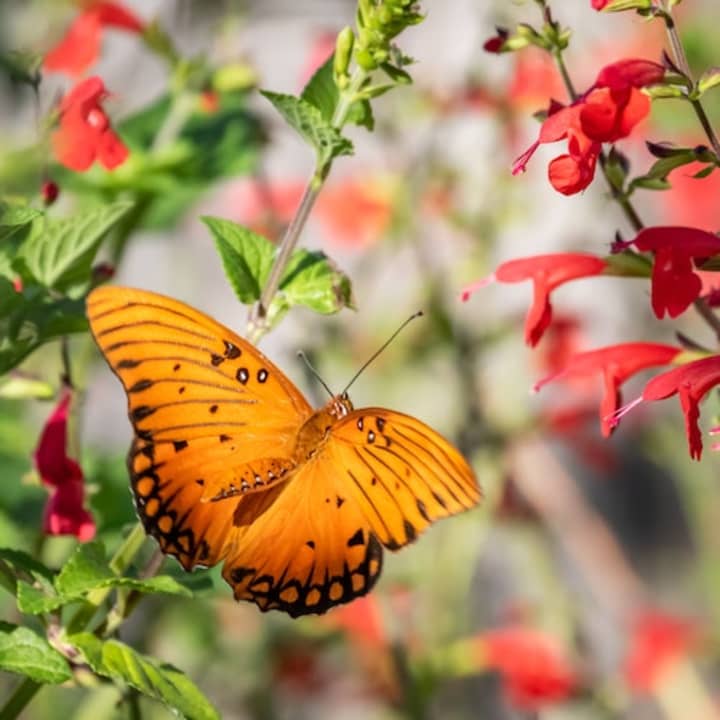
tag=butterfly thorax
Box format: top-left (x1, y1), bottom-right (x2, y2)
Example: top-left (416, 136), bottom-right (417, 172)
top-left (293, 394), bottom-right (354, 462)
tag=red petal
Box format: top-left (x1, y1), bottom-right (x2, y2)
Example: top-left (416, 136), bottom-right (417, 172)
top-left (650, 249), bottom-right (702, 319)
top-left (595, 59), bottom-right (665, 90)
top-left (34, 391), bottom-right (73, 482)
top-left (93, 2), bottom-right (144, 32)
top-left (97, 128), bottom-right (129, 169)
top-left (548, 151), bottom-right (598, 195)
top-left (43, 481), bottom-right (96, 541)
top-left (43, 13), bottom-right (102, 76)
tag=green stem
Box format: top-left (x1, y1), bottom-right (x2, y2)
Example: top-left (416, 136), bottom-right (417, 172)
top-left (0, 678), bottom-right (41, 720)
top-left (246, 66), bottom-right (369, 342)
top-left (663, 8), bottom-right (720, 159)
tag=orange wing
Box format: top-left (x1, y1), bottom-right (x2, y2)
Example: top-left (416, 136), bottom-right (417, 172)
top-left (327, 408), bottom-right (481, 550)
top-left (221, 409), bottom-right (480, 617)
top-left (222, 456), bottom-right (383, 618)
top-left (86, 286), bottom-right (312, 569)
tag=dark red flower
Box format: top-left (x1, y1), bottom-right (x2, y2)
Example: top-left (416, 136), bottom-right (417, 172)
top-left (535, 343), bottom-right (681, 437)
top-left (52, 76), bottom-right (128, 172)
top-left (483, 28), bottom-right (509, 54)
top-left (41, 180), bottom-right (59, 206)
top-left (623, 609), bottom-right (700, 693)
top-left (44, 1), bottom-right (144, 77)
top-left (478, 627), bottom-right (578, 710)
top-left (461, 254), bottom-right (607, 347)
top-left (34, 390), bottom-right (95, 541)
top-left (513, 59), bottom-right (664, 195)
top-left (617, 226), bottom-right (720, 319)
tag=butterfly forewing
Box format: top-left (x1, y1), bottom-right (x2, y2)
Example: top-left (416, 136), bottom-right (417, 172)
top-left (328, 408), bottom-right (481, 550)
top-left (87, 286), bottom-right (313, 570)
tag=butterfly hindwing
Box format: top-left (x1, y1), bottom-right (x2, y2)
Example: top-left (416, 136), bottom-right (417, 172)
top-left (328, 408), bottom-right (481, 550)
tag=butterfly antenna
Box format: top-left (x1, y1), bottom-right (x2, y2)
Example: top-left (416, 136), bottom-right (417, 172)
top-left (341, 311), bottom-right (424, 395)
top-left (297, 350), bottom-right (334, 399)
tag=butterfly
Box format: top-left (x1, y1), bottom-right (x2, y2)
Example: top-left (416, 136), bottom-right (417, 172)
top-left (86, 286), bottom-right (481, 617)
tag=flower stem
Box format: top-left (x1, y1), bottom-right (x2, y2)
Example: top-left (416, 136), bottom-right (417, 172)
top-left (0, 678), bottom-right (41, 720)
top-left (246, 66), bottom-right (369, 343)
top-left (663, 8), bottom-right (720, 158)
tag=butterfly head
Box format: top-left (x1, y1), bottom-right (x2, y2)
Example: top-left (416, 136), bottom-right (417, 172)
top-left (328, 392), bottom-right (354, 419)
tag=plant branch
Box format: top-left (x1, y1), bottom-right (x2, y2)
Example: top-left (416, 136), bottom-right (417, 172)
top-left (0, 678), bottom-right (41, 720)
top-left (663, 8), bottom-right (720, 158)
top-left (246, 66), bottom-right (369, 343)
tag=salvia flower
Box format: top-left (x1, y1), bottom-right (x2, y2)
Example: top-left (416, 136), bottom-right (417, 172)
top-left (462, 253), bottom-right (607, 347)
top-left (44, 1), bottom-right (144, 77)
top-left (514, 58), bottom-right (664, 195)
top-left (477, 627), bottom-right (578, 710)
top-left (33, 389), bottom-right (95, 541)
top-left (616, 226), bottom-right (720, 319)
top-left (535, 343), bottom-right (682, 437)
top-left (623, 609), bottom-right (700, 693)
top-left (614, 354), bottom-right (720, 460)
top-left (52, 76), bottom-right (129, 172)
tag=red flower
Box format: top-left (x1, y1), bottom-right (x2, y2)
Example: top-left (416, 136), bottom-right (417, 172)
top-left (617, 226), bottom-right (720, 319)
top-left (483, 28), bottom-right (509, 54)
top-left (461, 253), bottom-right (607, 347)
top-left (41, 180), bottom-right (59, 206)
top-left (615, 354), bottom-right (720, 460)
top-left (52, 76), bottom-right (129, 172)
top-left (324, 595), bottom-right (387, 650)
top-left (535, 343), bottom-right (682, 437)
top-left (514, 59), bottom-right (664, 195)
top-left (44, 1), bottom-right (144, 77)
top-left (623, 609), bottom-right (700, 693)
top-left (33, 390), bottom-right (95, 541)
top-left (592, 0), bottom-right (611, 8)
top-left (478, 627), bottom-right (578, 710)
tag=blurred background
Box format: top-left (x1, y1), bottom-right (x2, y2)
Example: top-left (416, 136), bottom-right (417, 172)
top-left (2, 0), bottom-right (720, 718)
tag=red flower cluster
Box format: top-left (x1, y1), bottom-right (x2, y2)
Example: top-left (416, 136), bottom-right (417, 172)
top-left (462, 253), bottom-right (607, 346)
top-left (44, 1), bottom-right (144, 77)
top-left (33, 390), bottom-right (95, 541)
top-left (615, 226), bottom-right (720, 319)
top-left (477, 627), bottom-right (578, 710)
top-left (52, 77), bottom-right (128, 172)
top-left (513, 59), bottom-right (665, 194)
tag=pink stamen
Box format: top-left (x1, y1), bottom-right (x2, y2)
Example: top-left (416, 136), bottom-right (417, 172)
top-left (605, 395), bottom-right (643, 429)
top-left (460, 273), bottom-right (496, 302)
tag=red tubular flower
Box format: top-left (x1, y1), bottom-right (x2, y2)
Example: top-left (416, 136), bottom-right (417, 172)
top-left (52, 76), bottom-right (128, 172)
top-left (592, 0), bottom-right (610, 7)
top-left (462, 253), bottom-right (607, 347)
top-left (44, 1), bottom-right (144, 77)
top-left (478, 628), bottom-right (578, 710)
top-left (513, 58), bottom-right (664, 195)
top-left (33, 390), bottom-right (95, 541)
top-left (623, 609), bottom-right (700, 693)
top-left (535, 343), bottom-right (682, 437)
top-left (619, 226), bottom-right (720, 319)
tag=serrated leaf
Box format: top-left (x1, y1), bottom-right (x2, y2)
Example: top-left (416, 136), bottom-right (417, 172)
top-left (301, 56), bottom-right (374, 130)
top-left (17, 581), bottom-right (64, 615)
top-left (0, 623), bottom-right (72, 684)
top-left (267, 250), bottom-right (353, 325)
top-left (0, 548), bottom-right (54, 583)
top-left (20, 202), bottom-right (133, 293)
top-left (55, 541), bottom-right (112, 597)
top-left (261, 91), bottom-right (353, 168)
top-left (70, 633), bottom-right (220, 720)
top-left (202, 216), bottom-right (275, 304)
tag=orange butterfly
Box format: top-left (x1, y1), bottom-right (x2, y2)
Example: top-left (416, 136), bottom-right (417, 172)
top-left (86, 286), bottom-right (481, 617)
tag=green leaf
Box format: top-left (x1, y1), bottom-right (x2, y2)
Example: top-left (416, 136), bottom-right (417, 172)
top-left (261, 91), bottom-right (354, 169)
top-left (0, 205), bottom-right (41, 280)
top-left (267, 249), bottom-right (354, 325)
top-left (16, 581), bottom-right (64, 615)
top-left (202, 216), bottom-right (275, 304)
top-left (20, 202), bottom-right (133, 294)
top-left (630, 177), bottom-right (672, 191)
top-left (380, 62), bottom-right (412, 84)
top-left (0, 548), bottom-right (53, 583)
top-left (70, 633), bottom-right (220, 720)
top-left (0, 623), bottom-right (72, 684)
top-left (301, 56), bottom-right (374, 130)
top-left (0, 51), bottom-right (42, 87)
top-left (698, 66), bottom-right (720, 96)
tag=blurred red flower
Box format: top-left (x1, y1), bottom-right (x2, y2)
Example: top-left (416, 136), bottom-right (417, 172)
top-left (33, 389), bottom-right (95, 541)
top-left (624, 609), bottom-right (700, 693)
top-left (324, 595), bottom-right (386, 650)
top-left (592, 0), bottom-right (611, 8)
top-left (616, 226), bottom-right (720, 318)
top-left (664, 161), bottom-right (720, 232)
top-left (513, 59), bottom-right (664, 194)
top-left (535, 343), bottom-right (682, 437)
top-left (461, 253), bottom-right (607, 347)
top-left (44, 1), bottom-right (144, 77)
top-left (41, 180), bottom-right (59, 206)
top-left (478, 627), bottom-right (578, 710)
top-left (52, 76), bottom-right (129, 172)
